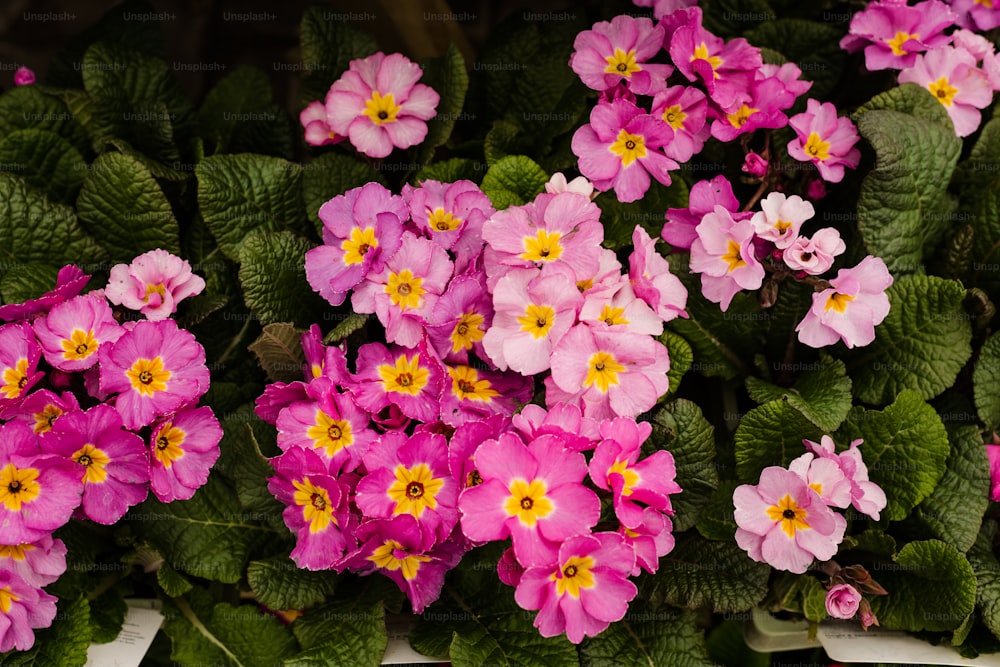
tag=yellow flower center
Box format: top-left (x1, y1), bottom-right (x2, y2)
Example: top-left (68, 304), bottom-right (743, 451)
top-left (450, 311), bottom-right (485, 353)
top-left (61, 328), bottom-right (98, 361)
top-left (126, 356), bottom-right (171, 396)
top-left (607, 459), bottom-right (640, 496)
top-left (0, 586), bottom-right (19, 614)
top-left (32, 404), bottom-right (63, 434)
top-left (928, 76), bottom-right (959, 107)
top-left (691, 43), bottom-right (723, 78)
top-left (722, 239), bottom-right (746, 273)
top-left (378, 354), bottom-right (429, 396)
top-left (1, 358), bottom-right (29, 400)
top-left (153, 423), bottom-right (186, 468)
top-left (976, 0), bottom-right (993, 6)
top-left (342, 226), bottom-right (378, 265)
top-left (803, 132), bottom-right (831, 160)
top-left (144, 283), bottom-right (166, 303)
top-left (584, 351), bottom-right (626, 393)
top-left (609, 129), bottom-right (647, 167)
top-left (551, 556), bottom-right (596, 598)
top-left (599, 305), bottom-right (629, 327)
top-left (387, 463), bottom-right (444, 519)
top-left (521, 229), bottom-right (564, 262)
top-left (449, 366), bottom-right (499, 402)
top-left (517, 303), bottom-right (556, 339)
top-left (661, 104), bottom-right (687, 130)
top-left (428, 207), bottom-right (462, 232)
top-left (824, 292), bottom-right (855, 313)
top-left (726, 104), bottom-right (758, 128)
top-left (362, 91), bottom-right (401, 126)
top-left (72, 443), bottom-right (110, 484)
top-left (504, 478), bottom-right (554, 527)
top-left (887, 31), bottom-right (920, 57)
top-left (604, 48), bottom-right (641, 77)
top-left (306, 410), bottom-right (354, 457)
top-left (385, 269), bottom-right (425, 310)
top-left (0, 543), bottom-right (34, 561)
top-left (0, 463), bottom-right (40, 512)
top-left (765, 494), bottom-right (811, 537)
top-left (368, 540), bottom-right (430, 580)
top-left (293, 478), bottom-right (336, 534)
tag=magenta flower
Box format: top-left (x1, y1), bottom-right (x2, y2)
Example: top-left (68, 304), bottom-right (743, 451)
top-left (988, 444), bottom-right (1000, 502)
top-left (588, 417), bottom-right (682, 529)
top-left (439, 363), bottom-right (532, 428)
top-left (782, 228), bottom-right (845, 276)
top-left (254, 381), bottom-right (310, 426)
top-left (325, 52), bottom-right (440, 158)
top-left (618, 507), bottom-right (675, 575)
top-left (796, 256), bottom-right (893, 349)
top-left (356, 431), bottom-right (458, 544)
top-left (2, 389), bottom-right (79, 438)
top-left (840, 0), bottom-right (956, 71)
top-left (511, 404), bottom-right (600, 454)
top-left (148, 406), bottom-right (222, 502)
top-left (689, 205), bottom-right (765, 311)
top-left (352, 232), bottom-right (453, 348)
top-left (47, 405), bottom-right (149, 524)
top-left (306, 182), bottom-right (407, 307)
top-left (547, 325), bottom-right (670, 421)
top-left (742, 151), bottom-right (768, 178)
top-left (787, 99), bottom-right (861, 183)
top-left (628, 226), bottom-right (688, 323)
top-left (403, 179), bottom-right (494, 274)
top-left (268, 447), bottom-right (355, 570)
top-left (0, 569), bottom-right (57, 652)
top-left (572, 98), bottom-right (678, 203)
top-left (570, 15), bottom-right (671, 95)
top-left (300, 100), bottom-right (342, 147)
top-left (663, 175), bottom-right (750, 250)
top-left (99, 319), bottom-right (209, 430)
top-left (13, 67), bottom-right (35, 87)
top-left (458, 433), bottom-right (600, 567)
top-left (804, 436), bottom-right (888, 520)
top-left (447, 414), bottom-right (511, 492)
top-left (425, 272), bottom-right (492, 364)
top-left (497, 546), bottom-right (525, 587)
top-left (514, 532), bottom-right (637, 644)
top-left (650, 85), bottom-right (709, 163)
top-left (898, 46), bottom-right (994, 137)
top-left (32, 293), bottom-right (124, 372)
top-left (105, 249), bottom-right (205, 321)
top-left (348, 341), bottom-right (442, 423)
top-left (0, 421), bottom-right (83, 544)
top-left (0, 535), bottom-right (66, 588)
top-left (751, 192), bottom-right (814, 250)
top-left (0, 265), bottom-right (89, 323)
top-left (826, 583), bottom-right (862, 620)
top-left (709, 70), bottom-right (802, 143)
top-left (301, 325), bottom-right (350, 384)
top-left (632, 0), bottom-right (698, 20)
top-left (0, 323), bottom-right (44, 413)
top-left (482, 268), bottom-right (582, 375)
top-left (733, 466), bottom-right (846, 574)
top-left (949, 0), bottom-right (1000, 30)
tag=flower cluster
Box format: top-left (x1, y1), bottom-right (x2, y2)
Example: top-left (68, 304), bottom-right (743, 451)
top-left (299, 52), bottom-right (440, 157)
top-left (842, 0), bottom-right (1000, 136)
top-left (0, 251), bottom-right (221, 652)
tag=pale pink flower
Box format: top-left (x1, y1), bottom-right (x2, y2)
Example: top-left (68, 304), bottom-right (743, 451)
top-left (105, 249), bottom-right (205, 321)
top-left (689, 205), bottom-right (765, 311)
top-left (782, 228), bottom-right (845, 275)
top-left (898, 46), bottom-right (993, 137)
top-left (826, 583), bottom-right (862, 619)
top-left (751, 192), bottom-right (814, 250)
top-left (787, 99), bottom-right (862, 183)
top-left (796, 256), bottom-right (893, 349)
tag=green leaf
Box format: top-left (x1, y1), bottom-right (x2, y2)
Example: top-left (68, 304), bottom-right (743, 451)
top-left (247, 556), bottom-right (338, 612)
top-left (661, 331), bottom-right (693, 399)
top-left (88, 586), bottom-right (128, 644)
top-left (745, 355), bottom-right (853, 432)
top-left (868, 540), bottom-right (976, 632)
top-left (157, 561), bottom-right (193, 597)
top-left (854, 106), bottom-right (961, 275)
top-left (974, 332), bottom-right (1000, 430)
top-left (695, 480), bottom-right (740, 541)
top-left (595, 179), bottom-right (689, 251)
top-left (197, 154), bottom-right (311, 261)
top-left (418, 44), bottom-right (469, 162)
top-left (744, 19), bottom-right (847, 99)
top-left (127, 474), bottom-right (283, 583)
top-left (81, 41), bottom-right (191, 124)
top-left (651, 399), bottom-right (718, 532)
top-left (651, 533), bottom-right (771, 613)
top-left (214, 405), bottom-right (286, 532)
top-left (734, 400), bottom-right (823, 483)
top-left (580, 608), bottom-right (715, 667)
top-left (705, 619), bottom-right (770, 667)
top-left (248, 322), bottom-right (307, 383)
top-left (855, 83), bottom-right (957, 129)
top-left (484, 120), bottom-right (524, 166)
top-left (700, 0), bottom-right (776, 36)
top-left (0, 263), bottom-right (61, 306)
top-left (75, 151), bottom-right (181, 262)
top-left (302, 152), bottom-right (386, 236)
top-left (323, 312), bottom-right (371, 344)
top-left (199, 66), bottom-right (292, 158)
top-left (901, 424), bottom-right (990, 553)
top-left (0, 86), bottom-right (90, 155)
top-left (799, 576), bottom-right (828, 623)
top-left (290, 597), bottom-right (387, 666)
top-left (299, 6), bottom-right (378, 104)
top-left (412, 158), bottom-right (485, 185)
top-left (0, 129), bottom-right (86, 204)
top-left (239, 232), bottom-right (327, 328)
top-left (968, 521), bottom-right (1000, 642)
top-left (835, 390), bottom-right (950, 522)
top-left (844, 275), bottom-right (972, 405)
top-left (2, 596), bottom-right (91, 666)
top-left (479, 155), bottom-right (548, 209)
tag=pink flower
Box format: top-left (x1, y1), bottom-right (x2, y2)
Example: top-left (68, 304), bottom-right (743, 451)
top-left (709, 67), bottom-right (805, 142)
top-left (689, 205), bottom-right (765, 311)
top-left (840, 0), bottom-right (957, 70)
top-left (650, 85), bottom-right (709, 163)
top-left (514, 532), bottom-right (637, 644)
top-left (579, 278), bottom-right (664, 337)
top-left (148, 407), bottom-right (222, 502)
top-left (447, 414), bottom-right (511, 492)
top-left (325, 52), bottom-right (440, 158)
top-left (2, 389), bottom-right (79, 437)
top-left (898, 46), bottom-right (994, 137)
top-left (105, 249), bottom-right (205, 321)
top-left (301, 325), bottom-right (350, 384)
top-left (631, 0), bottom-right (698, 20)
top-left (806, 179), bottom-right (827, 201)
top-left (618, 507), bottom-right (675, 575)
top-left (306, 182), bottom-right (407, 307)
top-left (948, 0), bottom-right (1000, 30)
top-left (0, 323), bottom-right (44, 410)
top-left (826, 583), bottom-right (862, 620)
top-left (570, 15), bottom-right (672, 95)
top-left (987, 444), bottom-right (1000, 502)
top-left (628, 226), bottom-right (688, 323)
top-left (403, 179), bottom-right (494, 274)
top-left (13, 67), bottom-right (35, 87)
top-left (425, 272), bottom-right (492, 364)
top-left (98, 319), bottom-right (210, 430)
top-left (32, 293), bottom-right (124, 372)
top-left (663, 175), bottom-right (748, 250)
top-left (276, 380), bottom-right (375, 473)
top-left (0, 569), bottom-right (57, 652)
top-left (458, 433), bottom-right (601, 567)
top-left (571, 98), bottom-right (678, 203)
top-left (787, 99), bottom-right (862, 183)
top-left (438, 363), bottom-right (532, 428)
top-left (511, 403), bottom-right (601, 454)
top-left (545, 173), bottom-right (595, 199)
top-left (751, 192), bottom-right (814, 250)
top-left (804, 436), bottom-right (887, 520)
top-left (951, 28), bottom-right (995, 62)
top-left (733, 466), bottom-right (846, 574)
top-left (795, 256), bottom-right (893, 349)
top-left (547, 325), bottom-right (670, 420)
top-left (300, 100), bottom-right (342, 147)
top-left (0, 535), bottom-right (66, 588)
top-left (742, 151), bottom-right (768, 178)
top-left (0, 265), bottom-right (89, 323)
top-left (48, 405), bottom-right (149, 524)
top-left (782, 228), bottom-right (845, 275)
top-left (787, 452), bottom-right (851, 509)
top-left (348, 341), bottom-right (442, 423)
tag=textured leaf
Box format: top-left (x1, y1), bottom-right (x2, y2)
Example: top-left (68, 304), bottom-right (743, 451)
top-left (290, 597), bottom-right (387, 666)
top-left (0, 129), bottom-right (86, 204)
top-left (579, 608), bottom-right (714, 667)
top-left (968, 521), bottom-right (1000, 642)
top-left (596, 179), bottom-right (690, 251)
top-left (418, 44), bottom-right (469, 162)
top-left (661, 330), bottom-right (693, 399)
top-left (239, 232), bottom-right (327, 328)
top-left (76, 151), bottom-right (181, 262)
top-left (302, 152), bottom-right (386, 236)
top-left (695, 479), bottom-right (740, 541)
top-left (0, 86), bottom-right (90, 155)
top-left (323, 312), bottom-right (371, 344)
top-left (650, 399), bottom-right (718, 532)
top-left (484, 120), bottom-right (524, 166)
top-left (974, 332), bottom-right (1000, 430)
top-left (734, 400), bottom-right (823, 483)
top-left (157, 561), bottom-right (193, 597)
top-left (197, 154), bottom-right (311, 261)
top-left (299, 6), bottom-right (379, 104)
top-left (835, 390), bottom-right (950, 522)
top-left (744, 19), bottom-right (847, 99)
top-left (480, 155), bottom-right (548, 210)
top-left (247, 556), bottom-right (337, 613)
top-left (652, 533), bottom-right (771, 613)
top-left (412, 158), bottom-right (485, 185)
top-left (88, 585), bottom-right (128, 644)
top-left (4, 596), bottom-right (91, 667)
top-left (199, 66), bottom-right (293, 159)
top-left (844, 275), bottom-right (973, 405)
top-left (0, 263), bottom-right (62, 306)
top-left (745, 355), bottom-right (852, 432)
top-left (867, 540), bottom-right (976, 632)
top-left (854, 107), bottom-right (961, 275)
top-left (855, 83), bottom-right (956, 129)
top-left (248, 322), bottom-right (307, 384)
top-left (705, 619), bottom-right (770, 667)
